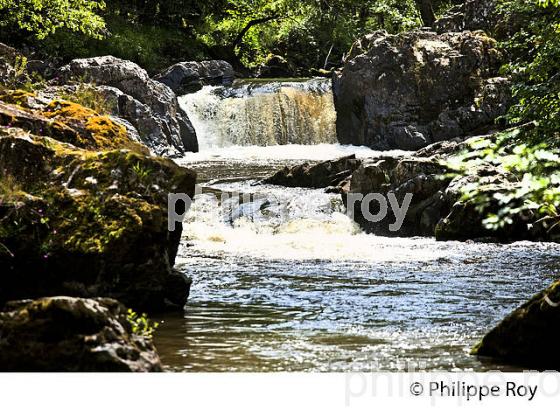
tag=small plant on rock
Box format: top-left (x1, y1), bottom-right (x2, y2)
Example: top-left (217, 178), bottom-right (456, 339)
top-left (126, 309), bottom-right (159, 339)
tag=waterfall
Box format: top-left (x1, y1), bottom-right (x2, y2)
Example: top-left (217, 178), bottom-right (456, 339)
top-left (179, 78), bottom-right (337, 150)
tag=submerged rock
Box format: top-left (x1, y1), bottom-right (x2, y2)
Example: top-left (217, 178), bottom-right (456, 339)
top-left (55, 56), bottom-right (198, 156)
top-left (472, 280), bottom-right (560, 370)
top-left (261, 155), bottom-right (362, 191)
top-left (333, 30), bottom-right (508, 151)
top-left (0, 95), bottom-right (196, 311)
top-left (0, 297), bottom-right (162, 372)
top-left (154, 60), bottom-right (234, 94)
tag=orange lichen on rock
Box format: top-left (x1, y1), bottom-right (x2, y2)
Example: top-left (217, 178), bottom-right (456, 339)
top-left (44, 100), bottom-right (147, 153)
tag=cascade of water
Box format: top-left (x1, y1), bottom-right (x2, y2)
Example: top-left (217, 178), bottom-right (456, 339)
top-left (179, 78), bottom-right (337, 150)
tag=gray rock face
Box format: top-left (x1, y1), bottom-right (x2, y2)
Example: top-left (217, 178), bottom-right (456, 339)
top-left (55, 56), bottom-right (198, 156)
top-left (0, 297), bottom-right (162, 372)
top-left (471, 279), bottom-right (560, 370)
top-left (434, 0), bottom-right (499, 36)
top-left (333, 30), bottom-right (508, 151)
top-left (154, 60), bottom-right (234, 94)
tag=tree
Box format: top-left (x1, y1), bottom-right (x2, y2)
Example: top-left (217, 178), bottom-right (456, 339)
top-left (414, 0), bottom-right (436, 26)
top-left (450, 0), bottom-right (560, 234)
top-left (0, 0), bottom-right (106, 40)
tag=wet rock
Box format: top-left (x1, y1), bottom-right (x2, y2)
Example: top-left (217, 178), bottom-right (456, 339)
top-left (55, 56), bottom-right (198, 156)
top-left (435, 174), bottom-right (540, 242)
top-left (262, 155), bottom-right (362, 191)
top-left (343, 155), bottom-right (453, 236)
top-left (472, 280), bottom-right (560, 370)
top-left (0, 297), bottom-right (162, 372)
top-left (154, 60), bottom-right (234, 94)
top-left (333, 30), bottom-right (508, 151)
top-left (0, 97), bottom-right (196, 311)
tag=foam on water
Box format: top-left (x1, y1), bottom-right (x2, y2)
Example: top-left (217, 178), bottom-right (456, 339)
top-left (182, 180), bottom-right (458, 262)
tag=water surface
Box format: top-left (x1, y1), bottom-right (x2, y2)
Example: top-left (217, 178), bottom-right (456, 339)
top-left (155, 79), bottom-right (560, 372)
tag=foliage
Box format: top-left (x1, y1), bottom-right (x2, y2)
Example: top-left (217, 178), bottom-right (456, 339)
top-left (0, 0), bottom-right (106, 40)
top-left (498, 0), bottom-right (560, 138)
top-left (448, 1), bottom-right (560, 234)
top-left (35, 15), bottom-right (208, 73)
top-left (4, 0), bottom-right (456, 72)
top-left (126, 308), bottom-right (159, 339)
top-left (131, 161), bottom-right (152, 180)
top-left (0, 55), bottom-right (45, 91)
top-left (449, 130), bottom-right (560, 232)
top-left (198, 0), bottom-right (421, 68)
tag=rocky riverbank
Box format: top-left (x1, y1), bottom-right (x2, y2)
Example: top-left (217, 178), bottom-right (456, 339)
top-left (262, 134), bottom-right (545, 241)
top-left (0, 44), bottom-right (204, 370)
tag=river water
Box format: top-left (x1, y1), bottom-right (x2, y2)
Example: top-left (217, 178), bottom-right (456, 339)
top-left (153, 79), bottom-right (560, 372)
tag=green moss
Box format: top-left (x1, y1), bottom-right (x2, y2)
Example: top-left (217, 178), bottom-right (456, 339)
top-left (0, 89), bottom-right (36, 107)
top-left (0, 174), bottom-right (25, 202)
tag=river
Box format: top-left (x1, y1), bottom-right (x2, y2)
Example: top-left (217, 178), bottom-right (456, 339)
top-left (152, 79), bottom-right (560, 372)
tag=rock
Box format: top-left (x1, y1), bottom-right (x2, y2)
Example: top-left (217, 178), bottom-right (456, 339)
top-left (333, 30), bottom-right (507, 151)
top-left (0, 42), bottom-right (18, 61)
top-left (0, 297), bottom-right (162, 371)
top-left (55, 56), bottom-right (198, 156)
top-left (261, 155), bottom-right (362, 191)
top-left (0, 96), bottom-right (196, 311)
top-left (257, 55), bottom-right (298, 78)
top-left (434, 0), bottom-right (500, 36)
top-left (435, 174), bottom-right (541, 242)
top-left (154, 60), bottom-right (234, 94)
top-left (343, 155), bottom-right (453, 236)
top-left (0, 42), bottom-right (26, 87)
top-left (471, 280), bottom-right (560, 370)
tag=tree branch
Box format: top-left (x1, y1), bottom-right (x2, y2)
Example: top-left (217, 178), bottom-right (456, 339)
top-left (233, 15), bottom-right (280, 49)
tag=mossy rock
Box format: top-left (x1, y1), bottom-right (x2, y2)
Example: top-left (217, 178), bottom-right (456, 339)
top-left (0, 95), bottom-right (148, 153)
top-left (472, 279), bottom-right (560, 370)
top-left (0, 116), bottom-right (196, 311)
top-left (0, 297), bottom-right (162, 371)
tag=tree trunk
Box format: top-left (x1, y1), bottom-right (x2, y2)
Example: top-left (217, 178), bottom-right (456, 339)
top-left (415, 0), bottom-right (436, 27)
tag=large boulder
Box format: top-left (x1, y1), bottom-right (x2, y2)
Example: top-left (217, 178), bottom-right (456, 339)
top-left (55, 56), bottom-right (198, 156)
top-left (333, 30), bottom-right (508, 151)
top-left (154, 60), bottom-right (234, 94)
top-left (472, 279), bottom-right (560, 370)
top-left (434, 174), bottom-right (544, 242)
top-left (0, 297), bottom-right (162, 371)
top-left (0, 94), bottom-right (196, 312)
